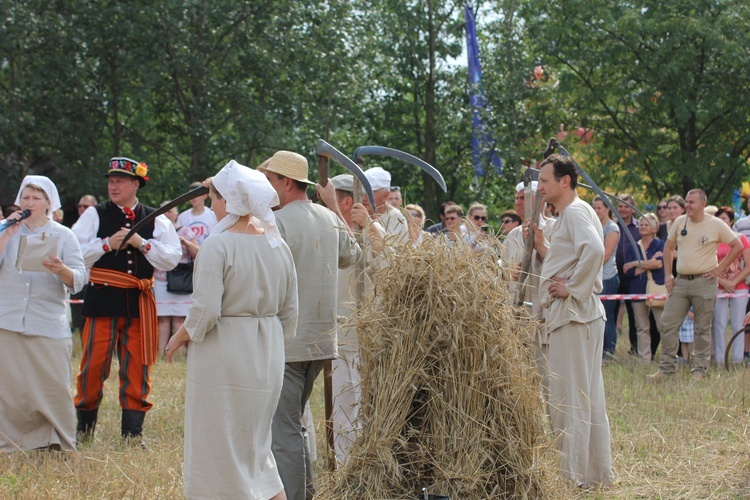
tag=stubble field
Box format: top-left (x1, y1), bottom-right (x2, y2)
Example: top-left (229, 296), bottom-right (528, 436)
top-left (1, 334), bottom-right (749, 499)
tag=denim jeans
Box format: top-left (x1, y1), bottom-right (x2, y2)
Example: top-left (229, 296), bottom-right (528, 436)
top-left (600, 275), bottom-right (620, 356)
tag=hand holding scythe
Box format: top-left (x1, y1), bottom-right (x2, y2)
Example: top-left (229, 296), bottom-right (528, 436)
top-left (513, 141), bottom-right (552, 308)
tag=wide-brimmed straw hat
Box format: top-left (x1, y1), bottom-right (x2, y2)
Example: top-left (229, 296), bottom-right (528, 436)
top-left (256, 150), bottom-right (315, 185)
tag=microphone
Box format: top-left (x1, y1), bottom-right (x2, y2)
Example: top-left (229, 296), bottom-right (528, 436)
top-left (0, 209), bottom-right (32, 232)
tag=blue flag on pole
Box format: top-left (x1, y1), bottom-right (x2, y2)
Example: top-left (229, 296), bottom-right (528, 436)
top-left (465, 4), bottom-right (503, 176)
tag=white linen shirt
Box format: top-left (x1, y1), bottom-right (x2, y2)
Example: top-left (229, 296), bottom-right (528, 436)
top-left (0, 220), bottom-right (86, 338)
top-left (72, 200), bottom-right (181, 271)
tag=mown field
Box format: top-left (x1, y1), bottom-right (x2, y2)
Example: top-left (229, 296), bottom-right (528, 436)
top-left (1, 332), bottom-right (749, 499)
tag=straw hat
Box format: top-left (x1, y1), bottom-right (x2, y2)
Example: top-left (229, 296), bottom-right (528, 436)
top-left (256, 150), bottom-right (315, 185)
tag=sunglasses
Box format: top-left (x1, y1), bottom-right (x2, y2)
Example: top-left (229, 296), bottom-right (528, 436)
top-left (501, 219), bottom-right (513, 224)
top-left (657, 205), bottom-right (667, 209)
top-left (444, 216), bottom-right (460, 221)
top-left (472, 215), bottom-right (487, 221)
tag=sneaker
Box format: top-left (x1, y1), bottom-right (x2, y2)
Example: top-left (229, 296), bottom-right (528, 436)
top-left (646, 370), bottom-right (673, 382)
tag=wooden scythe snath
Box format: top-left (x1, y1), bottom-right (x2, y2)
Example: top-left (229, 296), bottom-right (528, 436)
top-left (513, 139), bottom-right (555, 308)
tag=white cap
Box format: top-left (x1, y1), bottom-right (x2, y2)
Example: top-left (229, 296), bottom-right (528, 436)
top-left (15, 175), bottom-right (62, 219)
top-left (365, 167), bottom-right (391, 191)
top-left (515, 181), bottom-right (538, 193)
top-left (212, 160), bottom-right (282, 248)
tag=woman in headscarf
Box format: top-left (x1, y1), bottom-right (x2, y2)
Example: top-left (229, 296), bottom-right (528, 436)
top-left (166, 160), bottom-right (298, 500)
top-left (0, 175), bottom-right (86, 452)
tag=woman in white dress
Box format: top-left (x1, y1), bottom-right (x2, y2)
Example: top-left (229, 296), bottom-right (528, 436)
top-left (0, 175), bottom-right (86, 452)
top-left (166, 160), bottom-right (298, 500)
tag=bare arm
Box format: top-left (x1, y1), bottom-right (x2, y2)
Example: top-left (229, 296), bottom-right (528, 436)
top-left (603, 230), bottom-right (619, 263)
top-left (730, 245), bottom-right (750, 287)
top-left (663, 238), bottom-right (677, 292)
top-left (706, 237), bottom-right (743, 279)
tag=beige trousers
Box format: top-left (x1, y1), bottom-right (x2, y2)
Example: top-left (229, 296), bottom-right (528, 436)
top-left (658, 276), bottom-right (716, 374)
top-left (548, 318), bottom-right (614, 487)
top-left (633, 302), bottom-right (663, 362)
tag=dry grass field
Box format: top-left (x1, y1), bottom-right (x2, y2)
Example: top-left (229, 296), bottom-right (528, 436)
top-left (1, 333), bottom-right (749, 499)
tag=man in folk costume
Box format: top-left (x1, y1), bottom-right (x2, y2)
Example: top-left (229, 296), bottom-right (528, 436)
top-left (72, 157), bottom-right (181, 443)
top-left (535, 154), bottom-right (614, 487)
top-left (258, 151), bottom-right (360, 499)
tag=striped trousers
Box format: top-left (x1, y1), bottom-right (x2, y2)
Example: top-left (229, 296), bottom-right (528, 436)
top-left (74, 317), bottom-right (152, 412)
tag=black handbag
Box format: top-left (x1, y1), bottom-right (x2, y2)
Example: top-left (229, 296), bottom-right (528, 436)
top-left (166, 261), bottom-right (194, 294)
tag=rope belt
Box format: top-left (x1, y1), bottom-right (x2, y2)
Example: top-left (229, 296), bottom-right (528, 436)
top-left (89, 268), bottom-right (158, 365)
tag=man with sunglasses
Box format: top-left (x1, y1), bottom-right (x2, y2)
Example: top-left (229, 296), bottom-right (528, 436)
top-left (499, 210), bottom-right (522, 236)
top-left (77, 195), bottom-right (98, 217)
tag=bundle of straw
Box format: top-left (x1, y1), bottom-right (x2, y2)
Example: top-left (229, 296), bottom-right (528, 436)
top-left (318, 236), bottom-right (554, 498)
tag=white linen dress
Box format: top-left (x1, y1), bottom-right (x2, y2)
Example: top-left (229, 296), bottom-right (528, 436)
top-left (182, 231), bottom-right (298, 499)
top-left (0, 220), bottom-right (86, 452)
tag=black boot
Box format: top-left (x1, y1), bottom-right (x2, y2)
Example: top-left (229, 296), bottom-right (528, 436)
top-left (76, 409), bottom-right (98, 444)
top-left (121, 409), bottom-right (146, 446)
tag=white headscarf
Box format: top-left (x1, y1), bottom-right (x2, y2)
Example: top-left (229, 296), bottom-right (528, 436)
top-left (212, 160), bottom-right (282, 248)
top-left (14, 175), bottom-right (62, 219)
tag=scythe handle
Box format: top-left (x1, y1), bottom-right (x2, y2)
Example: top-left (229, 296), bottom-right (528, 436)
top-left (514, 192), bottom-right (546, 307)
top-left (318, 155), bottom-right (329, 187)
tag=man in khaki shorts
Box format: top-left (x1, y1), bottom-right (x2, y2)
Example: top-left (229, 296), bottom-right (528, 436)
top-left (648, 188), bottom-right (742, 380)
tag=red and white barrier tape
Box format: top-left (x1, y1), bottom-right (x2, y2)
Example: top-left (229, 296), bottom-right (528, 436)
top-left (65, 299), bottom-right (192, 304)
top-left (599, 291), bottom-right (750, 301)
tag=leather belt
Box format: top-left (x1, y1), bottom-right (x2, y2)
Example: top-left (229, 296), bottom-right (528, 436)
top-left (678, 274), bottom-right (702, 281)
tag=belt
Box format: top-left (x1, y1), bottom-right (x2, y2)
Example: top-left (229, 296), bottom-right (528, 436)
top-left (678, 274), bottom-right (702, 281)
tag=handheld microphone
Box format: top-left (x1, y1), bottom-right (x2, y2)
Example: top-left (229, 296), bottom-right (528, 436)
top-left (0, 209), bottom-right (32, 232)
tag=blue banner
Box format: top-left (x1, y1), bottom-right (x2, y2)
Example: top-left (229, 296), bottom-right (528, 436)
top-left (465, 4), bottom-right (502, 176)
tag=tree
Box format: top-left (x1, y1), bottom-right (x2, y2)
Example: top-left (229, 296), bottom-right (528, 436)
top-left (522, 0), bottom-right (750, 203)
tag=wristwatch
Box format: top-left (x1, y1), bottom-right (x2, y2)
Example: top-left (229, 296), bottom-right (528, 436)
top-left (139, 240), bottom-right (151, 254)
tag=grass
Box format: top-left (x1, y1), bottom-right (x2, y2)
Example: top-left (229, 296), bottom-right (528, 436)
top-left (2, 330), bottom-right (749, 498)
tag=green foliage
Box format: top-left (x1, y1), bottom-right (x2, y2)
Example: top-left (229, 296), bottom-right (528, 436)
top-left (519, 0), bottom-right (750, 204)
top-left (1, 0), bottom-right (748, 219)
